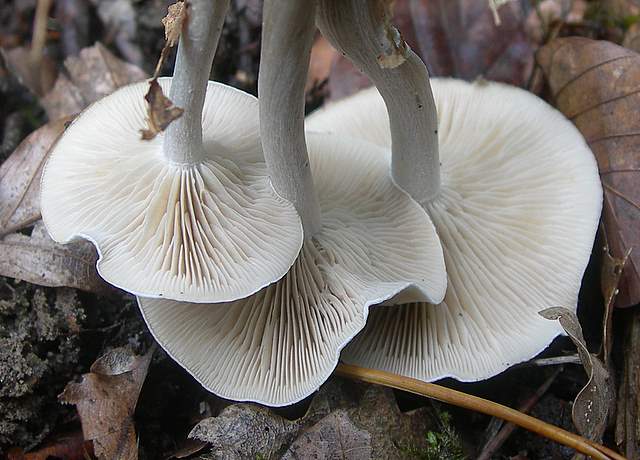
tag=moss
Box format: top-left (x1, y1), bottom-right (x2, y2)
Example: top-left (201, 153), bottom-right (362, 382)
top-left (0, 280), bottom-right (84, 452)
top-left (402, 412), bottom-right (465, 460)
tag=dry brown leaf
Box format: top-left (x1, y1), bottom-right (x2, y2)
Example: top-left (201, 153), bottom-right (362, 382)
top-left (537, 37), bottom-right (640, 308)
top-left (191, 381), bottom-right (433, 459)
top-left (6, 431), bottom-right (94, 460)
top-left (283, 410), bottom-right (372, 460)
top-left (140, 79), bottom-right (184, 140)
top-left (539, 307), bottom-right (614, 443)
top-left (0, 221), bottom-right (108, 295)
top-left (162, 1), bottom-right (187, 47)
top-left (60, 347), bottom-right (154, 460)
top-left (0, 46), bottom-right (57, 96)
top-left (41, 42), bottom-right (147, 120)
top-left (0, 118), bottom-right (71, 237)
top-left (190, 405), bottom-right (300, 459)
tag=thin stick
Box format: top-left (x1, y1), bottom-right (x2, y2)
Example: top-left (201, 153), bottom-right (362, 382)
top-left (335, 363), bottom-right (626, 460)
top-left (259, 0), bottom-right (322, 236)
top-left (163, 0), bottom-right (230, 164)
top-left (316, 0), bottom-right (440, 204)
top-left (477, 367), bottom-right (562, 460)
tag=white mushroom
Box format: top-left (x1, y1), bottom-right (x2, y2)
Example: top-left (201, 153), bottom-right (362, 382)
top-left (137, 0), bottom-right (446, 406)
top-left (139, 132), bottom-right (446, 405)
top-left (40, 0), bottom-right (303, 303)
top-left (307, 77), bottom-right (602, 382)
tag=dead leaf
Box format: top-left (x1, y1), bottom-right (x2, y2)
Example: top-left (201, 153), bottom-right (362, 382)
top-left (60, 347), bottom-right (154, 460)
top-left (191, 380), bottom-right (433, 460)
top-left (189, 405), bottom-right (300, 459)
top-left (7, 431), bottom-right (94, 460)
top-left (41, 42), bottom-right (147, 120)
top-left (140, 79), bottom-right (183, 140)
top-left (0, 221), bottom-right (109, 295)
top-left (407, 0), bottom-right (534, 86)
top-left (537, 37), bottom-right (640, 307)
top-left (623, 22), bottom-right (640, 53)
top-left (283, 410), bottom-right (372, 460)
top-left (0, 46), bottom-right (57, 96)
top-left (0, 118), bottom-right (71, 237)
top-left (524, 0), bottom-right (586, 44)
top-left (539, 307), bottom-right (614, 443)
top-left (162, 1), bottom-right (187, 47)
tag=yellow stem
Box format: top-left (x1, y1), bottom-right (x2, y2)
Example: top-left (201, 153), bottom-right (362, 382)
top-left (335, 363), bottom-right (626, 460)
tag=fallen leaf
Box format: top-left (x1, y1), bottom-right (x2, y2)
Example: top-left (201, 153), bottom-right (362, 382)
top-left (524, 0), bottom-right (586, 44)
top-left (191, 380), bottom-right (433, 460)
top-left (539, 307), bottom-right (614, 443)
top-left (41, 42), bottom-right (147, 120)
top-left (162, 1), bottom-right (187, 47)
top-left (7, 431), bottom-right (94, 460)
top-left (407, 0), bottom-right (534, 86)
top-left (0, 118), bottom-right (71, 237)
top-left (537, 37), bottom-right (640, 307)
top-left (140, 79), bottom-right (183, 140)
top-left (0, 221), bottom-right (109, 295)
top-left (60, 347), bottom-right (154, 460)
top-left (189, 405), bottom-right (300, 459)
top-left (0, 46), bottom-right (57, 96)
top-left (283, 410), bottom-right (372, 460)
top-left (623, 22), bottom-right (640, 53)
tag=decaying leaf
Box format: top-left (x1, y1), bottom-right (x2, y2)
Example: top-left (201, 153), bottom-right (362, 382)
top-left (537, 37), bottom-right (640, 308)
top-left (162, 1), bottom-right (187, 47)
top-left (283, 410), bottom-right (372, 460)
top-left (0, 118), bottom-right (71, 237)
top-left (0, 221), bottom-right (108, 295)
top-left (59, 347), bottom-right (154, 460)
top-left (6, 431), bottom-right (94, 460)
top-left (0, 46), bottom-right (57, 96)
top-left (140, 79), bottom-right (184, 140)
top-left (191, 380), bottom-right (433, 460)
top-left (539, 307), bottom-right (613, 443)
top-left (41, 42), bottom-right (147, 120)
top-left (408, 0), bottom-right (534, 86)
top-left (189, 405), bottom-right (300, 459)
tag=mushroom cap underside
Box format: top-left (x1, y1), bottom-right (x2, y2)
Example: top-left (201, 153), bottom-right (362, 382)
top-left (307, 78), bottom-right (603, 382)
top-left (41, 78), bottom-right (303, 303)
top-left (138, 133), bottom-right (447, 406)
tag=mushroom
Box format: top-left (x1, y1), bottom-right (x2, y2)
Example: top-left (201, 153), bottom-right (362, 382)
top-left (307, 77), bottom-right (602, 380)
top-left (137, 0), bottom-right (447, 406)
top-left (40, 0), bottom-right (303, 303)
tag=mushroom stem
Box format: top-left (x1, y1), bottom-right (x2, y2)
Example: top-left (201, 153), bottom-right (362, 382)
top-left (259, 0), bottom-right (323, 237)
top-left (163, 0), bottom-right (230, 165)
top-left (316, 0), bottom-right (440, 203)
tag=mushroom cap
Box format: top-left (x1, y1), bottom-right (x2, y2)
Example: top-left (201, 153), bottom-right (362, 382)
top-left (41, 78), bottom-right (303, 303)
top-left (138, 132), bottom-right (447, 406)
top-left (307, 78), bottom-right (602, 382)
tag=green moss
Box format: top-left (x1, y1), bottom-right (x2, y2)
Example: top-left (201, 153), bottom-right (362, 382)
top-left (402, 412), bottom-right (465, 460)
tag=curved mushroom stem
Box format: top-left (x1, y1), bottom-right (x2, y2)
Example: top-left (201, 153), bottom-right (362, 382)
top-left (163, 0), bottom-right (230, 165)
top-left (316, 0), bottom-right (440, 203)
top-left (259, 0), bottom-right (323, 237)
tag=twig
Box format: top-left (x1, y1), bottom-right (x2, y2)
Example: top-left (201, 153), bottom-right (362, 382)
top-left (335, 363), bottom-right (626, 460)
top-left (516, 354), bottom-right (582, 367)
top-left (477, 367), bottom-right (563, 460)
top-left (29, 0), bottom-right (53, 92)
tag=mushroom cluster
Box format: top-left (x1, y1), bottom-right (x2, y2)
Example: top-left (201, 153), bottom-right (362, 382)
top-left (40, 0), bottom-right (602, 407)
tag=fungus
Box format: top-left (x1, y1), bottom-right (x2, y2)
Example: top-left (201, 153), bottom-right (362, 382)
top-left (40, 0), bottom-right (303, 303)
top-left (138, 0), bottom-right (446, 406)
top-left (307, 77), bottom-right (602, 381)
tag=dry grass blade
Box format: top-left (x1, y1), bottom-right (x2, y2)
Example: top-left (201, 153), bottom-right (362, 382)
top-left (335, 363), bottom-right (626, 460)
